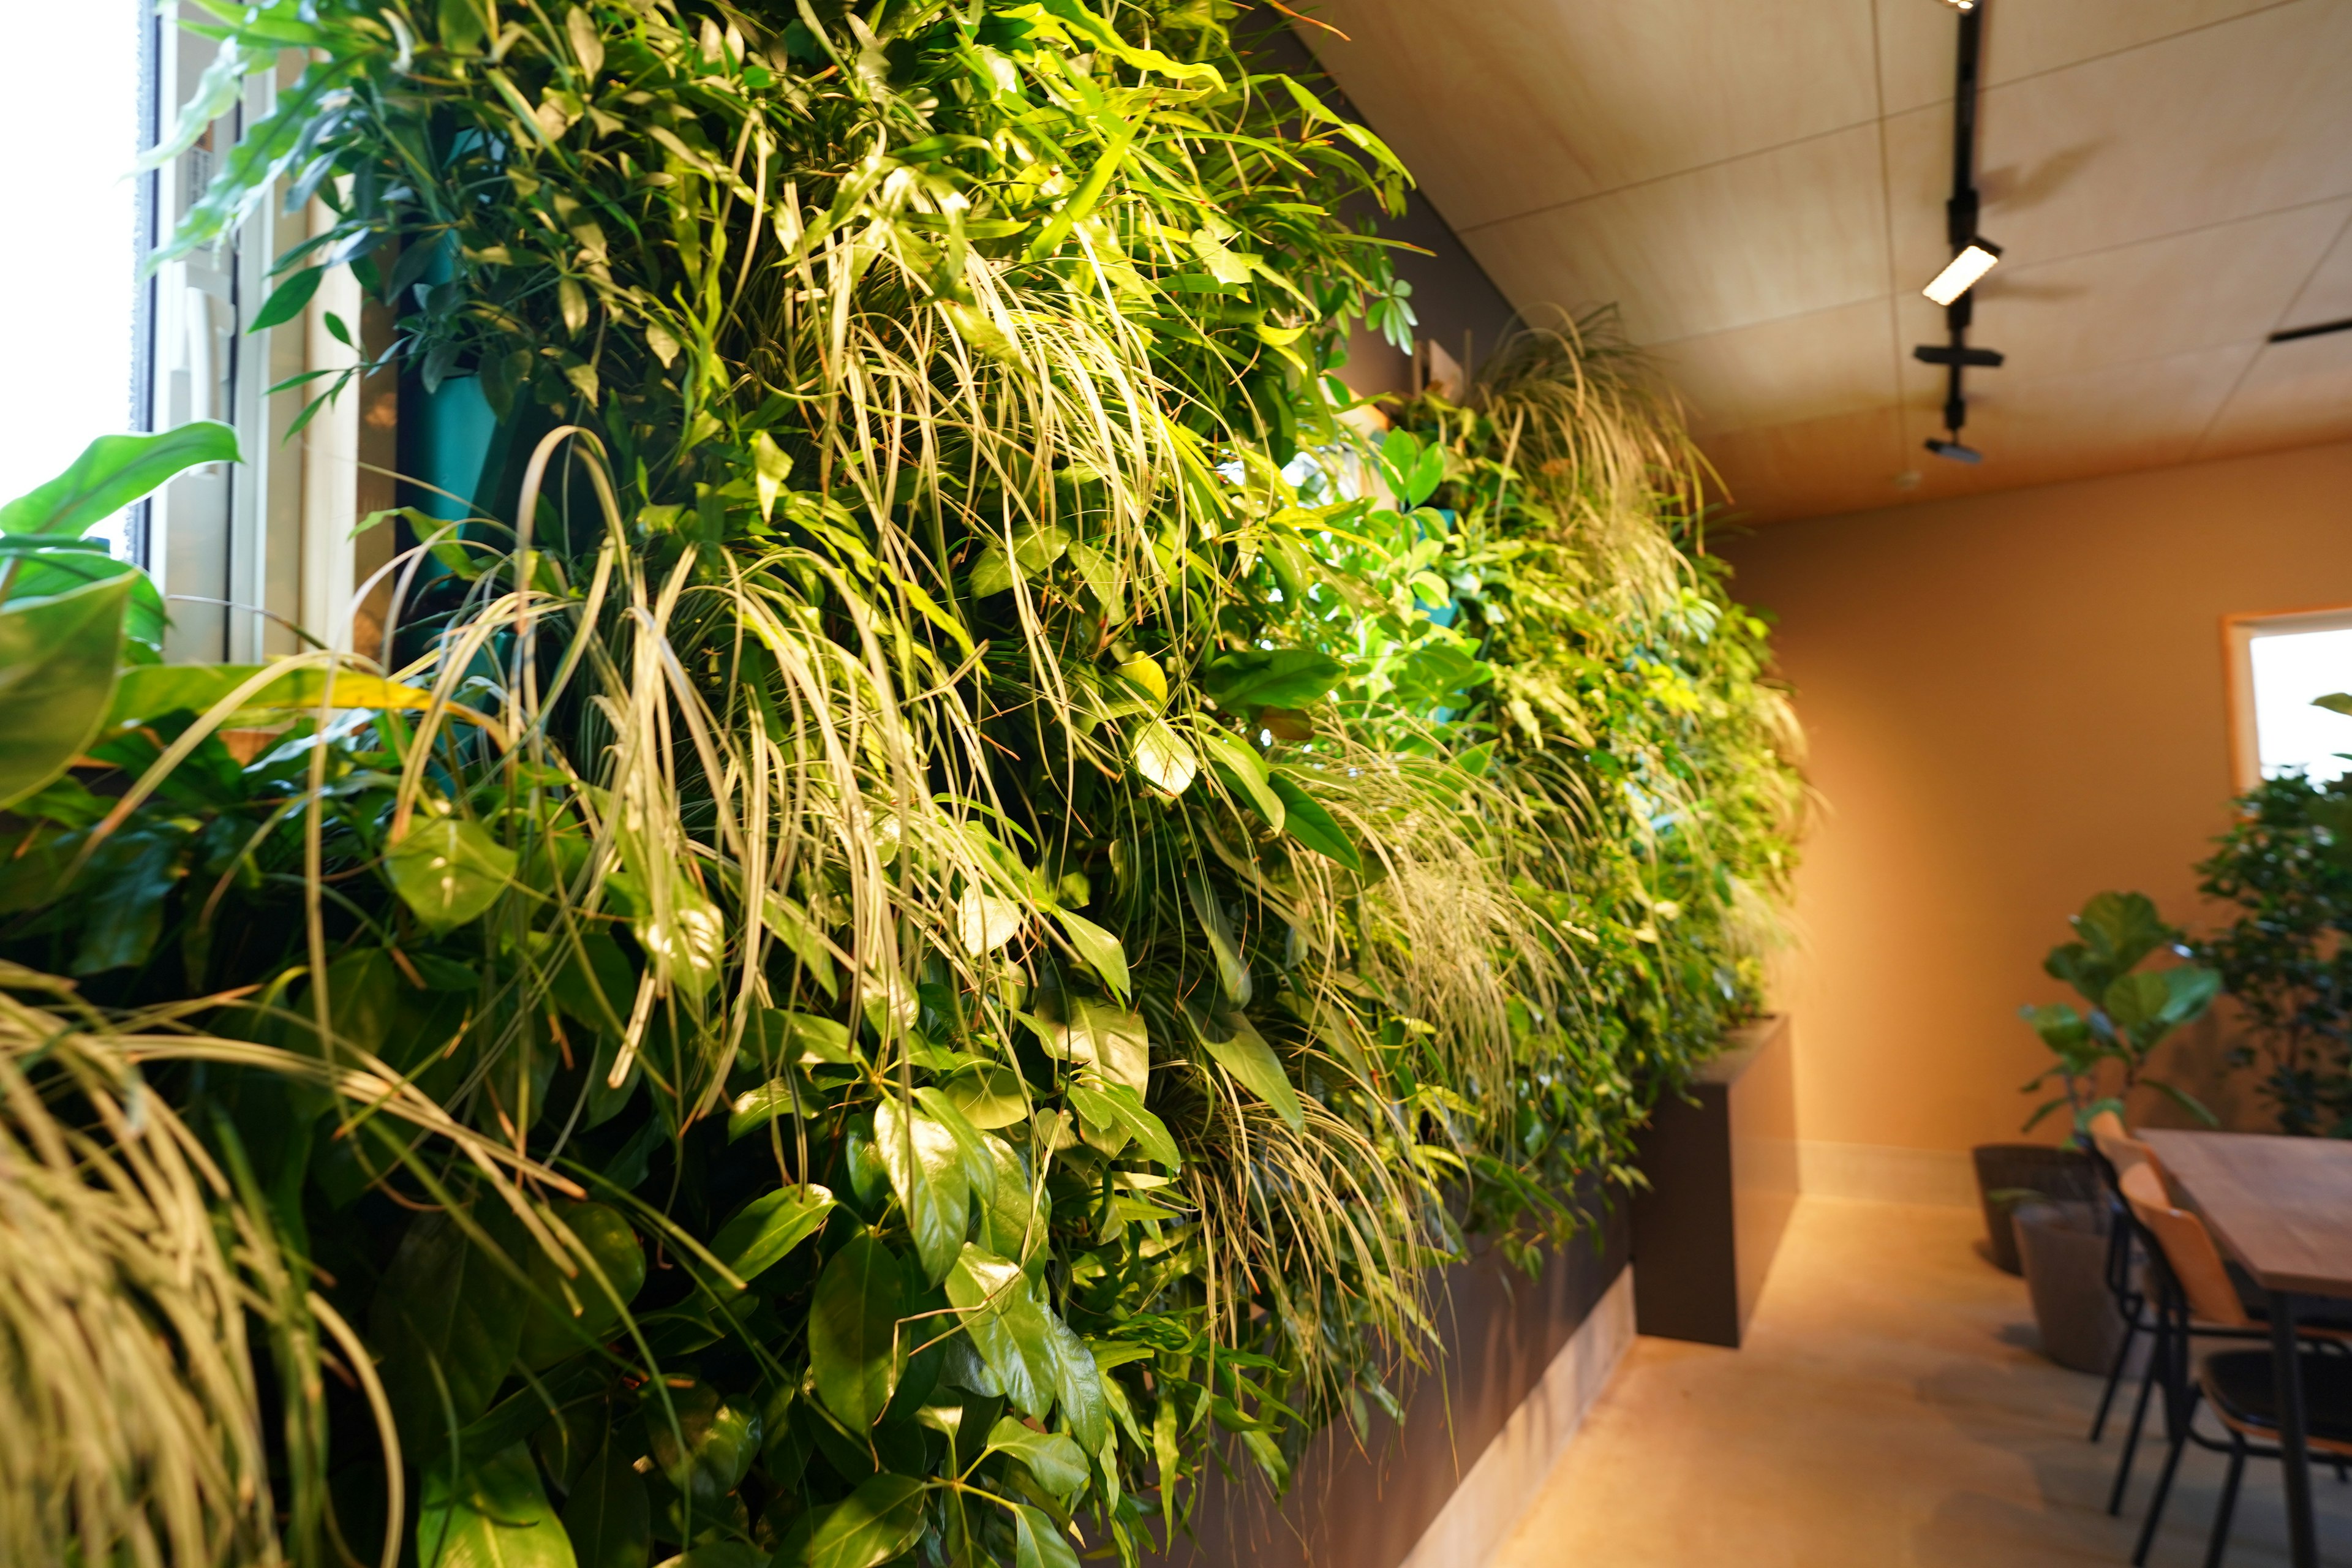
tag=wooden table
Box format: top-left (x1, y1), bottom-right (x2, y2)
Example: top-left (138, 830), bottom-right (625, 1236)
top-left (2141, 1131), bottom-right (2352, 1568)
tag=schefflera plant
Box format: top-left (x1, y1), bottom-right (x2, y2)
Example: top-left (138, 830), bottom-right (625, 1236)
top-left (125, 3), bottom-right (1468, 1568)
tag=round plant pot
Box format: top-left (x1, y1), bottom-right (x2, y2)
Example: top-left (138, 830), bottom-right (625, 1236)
top-left (1972, 1143), bottom-right (2101, 1275)
top-left (2014, 1199), bottom-right (2125, 1374)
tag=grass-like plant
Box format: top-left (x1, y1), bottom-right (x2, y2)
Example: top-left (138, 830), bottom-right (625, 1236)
top-left (0, 4), bottom-right (1802, 1565)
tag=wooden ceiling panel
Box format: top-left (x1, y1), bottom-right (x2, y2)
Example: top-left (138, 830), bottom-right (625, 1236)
top-left (1305, 0), bottom-right (2352, 521)
top-left (1657, 301), bottom-right (1899, 438)
top-left (1465, 127), bottom-right (1890, 345)
top-left (1872, 0), bottom-right (2290, 118)
top-left (1306, 0), bottom-right (1879, 232)
top-left (1889, 203), bottom-right (2349, 394)
top-left (2281, 216), bottom-right (2352, 327)
top-left (2196, 333), bottom-right (2352, 459)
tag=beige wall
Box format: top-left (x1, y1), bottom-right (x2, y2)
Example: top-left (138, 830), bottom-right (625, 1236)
top-left (1719, 442), bottom-right (2352, 1167)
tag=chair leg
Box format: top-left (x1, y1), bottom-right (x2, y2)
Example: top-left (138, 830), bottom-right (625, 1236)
top-left (2133, 1390), bottom-right (2199, 1567)
top-left (2094, 1316), bottom-right (2141, 1442)
top-left (2202, 1436), bottom-right (2246, 1568)
top-left (2110, 1349), bottom-right (2162, 1515)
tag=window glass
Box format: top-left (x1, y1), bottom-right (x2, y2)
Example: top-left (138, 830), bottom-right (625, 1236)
top-left (0, 1), bottom-right (148, 551)
top-left (2247, 620), bottom-right (2352, 783)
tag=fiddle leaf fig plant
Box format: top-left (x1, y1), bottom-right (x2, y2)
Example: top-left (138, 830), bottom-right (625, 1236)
top-left (2021, 891), bottom-right (2220, 1131)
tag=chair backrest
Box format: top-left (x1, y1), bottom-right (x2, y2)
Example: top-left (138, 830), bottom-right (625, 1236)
top-left (2087, 1110), bottom-right (2162, 1183)
top-left (2119, 1163), bottom-right (2249, 1329)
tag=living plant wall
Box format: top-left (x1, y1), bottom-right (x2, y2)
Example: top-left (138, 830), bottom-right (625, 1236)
top-left (0, 3), bottom-right (1801, 1565)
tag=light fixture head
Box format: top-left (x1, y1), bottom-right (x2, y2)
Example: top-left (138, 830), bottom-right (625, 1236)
top-left (1923, 241), bottom-right (2001, 306)
top-left (1938, 0), bottom-right (1976, 10)
top-left (1924, 437), bottom-right (1983, 464)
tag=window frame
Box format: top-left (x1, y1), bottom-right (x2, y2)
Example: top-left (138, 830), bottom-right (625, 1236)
top-left (2221, 603), bottom-right (2352, 791)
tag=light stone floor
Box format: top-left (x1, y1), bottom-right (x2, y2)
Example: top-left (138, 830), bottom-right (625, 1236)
top-left (1494, 1196), bottom-right (2352, 1567)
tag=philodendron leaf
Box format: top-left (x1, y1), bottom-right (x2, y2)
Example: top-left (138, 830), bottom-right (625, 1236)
top-left (1202, 647), bottom-right (1348, 712)
top-left (561, 1438), bottom-right (650, 1568)
top-left (875, 1098), bottom-right (971, 1284)
top-left (518, 1201), bottom-right (647, 1368)
top-left (1197, 728), bottom-right (1284, 831)
top-left (387, 818), bottom-right (518, 932)
top-left (945, 1244), bottom-right (1051, 1419)
top-left (709, 1183), bottom-right (834, 1284)
top-left (810, 1231), bottom-right (903, 1430)
top-left (1187, 1006), bottom-right (1303, 1131)
top-left (983, 1415), bottom-right (1088, 1502)
top-left (1014, 1504), bottom-right (1080, 1568)
top-left (1049, 998), bottom-right (1149, 1096)
top-left (804, 1474), bottom-right (927, 1568)
top-left (1039, 1305), bottom-right (1110, 1453)
top-left (104, 663), bottom-right (435, 729)
top-left (371, 1208), bottom-right (529, 1452)
top-left (1064, 1083), bottom-right (1178, 1172)
top-left (0, 420), bottom-right (239, 537)
top-left (1051, 907), bottom-right (1130, 999)
top-left (1185, 875), bottom-right (1251, 1006)
top-left (646, 1381), bottom-right (763, 1507)
top-left (938, 1065), bottom-right (1029, 1130)
top-left (419, 1442), bottom-right (578, 1568)
top-left (1268, 769), bottom-right (1363, 873)
top-left (1132, 717), bottom-right (1196, 796)
top-left (0, 571), bottom-right (131, 812)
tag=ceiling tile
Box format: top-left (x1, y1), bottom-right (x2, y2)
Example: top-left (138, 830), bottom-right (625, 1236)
top-left (1701, 407), bottom-right (1912, 526)
top-left (1895, 342), bottom-right (2257, 500)
top-left (1466, 126), bottom-right (1890, 344)
top-left (2281, 214), bottom-right (2352, 328)
top-left (1655, 300), bottom-right (1899, 437)
top-left (2195, 331), bottom-right (2352, 459)
top-left (1889, 201), bottom-right (2350, 395)
top-left (1875, 0), bottom-right (2294, 119)
top-left (1309, 0), bottom-right (1879, 232)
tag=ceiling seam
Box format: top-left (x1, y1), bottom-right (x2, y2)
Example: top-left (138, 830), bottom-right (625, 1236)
top-left (2185, 202), bottom-right (2352, 460)
top-left (1450, 0), bottom-right (2316, 240)
top-left (1868, 0), bottom-right (1912, 488)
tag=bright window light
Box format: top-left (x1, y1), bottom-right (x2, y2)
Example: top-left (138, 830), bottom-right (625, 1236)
top-left (0, 3), bottom-right (144, 552)
top-left (2235, 616), bottom-right (2352, 785)
top-left (1923, 244), bottom-right (2000, 307)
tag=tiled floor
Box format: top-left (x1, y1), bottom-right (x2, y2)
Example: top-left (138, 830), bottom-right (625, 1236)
top-left (1493, 1196), bottom-right (2352, 1567)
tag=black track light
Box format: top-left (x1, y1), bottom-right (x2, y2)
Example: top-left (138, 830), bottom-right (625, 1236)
top-left (1924, 439), bottom-right (1983, 464)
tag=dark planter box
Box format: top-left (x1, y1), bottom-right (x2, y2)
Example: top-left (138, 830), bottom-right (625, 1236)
top-left (1629, 1014), bottom-right (1798, 1348)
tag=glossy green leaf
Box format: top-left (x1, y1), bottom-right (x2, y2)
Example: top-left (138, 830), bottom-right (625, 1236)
top-left (1191, 1007), bottom-right (1303, 1131)
top-left (726, 1077), bottom-right (809, 1141)
top-left (804, 1474), bottom-right (927, 1568)
top-left (1048, 997), bottom-right (1148, 1095)
top-left (0, 421), bottom-right (239, 537)
top-left (1132, 717), bottom-right (1196, 796)
top-left (388, 818), bottom-right (518, 932)
top-left (975, 1135), bottom-right (1044, 1259)
top-left (371, 1208), bottom-right (528, 1452)
top-left (709, 1184), bottom-right (834, 1284)
top-left (810, 1231), bottom-right (902, 1430)
top-left (646, 1381), bottom-right (763, 1506)
top-left (104, 663), bottom-right (434, 731)
top-left (944, 1244), bottom-right (1050, 1419)
top-left (633, 880), bottom-right (725, 997)
top-left (1051, 907), bottom-right (1130, 999)
top-left (1185, 874), bottom-right (1251, 1006)
top-left (875, 1098), bottom-right (969, 1285)
top-left (549, 932), bottom-right (636, 1035)
top-left (1014, 1504), bottom-right (1080, 1568)
top-left (560, 1438), bottom-right (650, 1568)
top-left (0, 572), bottom-right (130, 812)
top-left (1203, 647), bottom-right (1348, 712)
top-left (938, 1066), bottom-right (1029, 1130)
top-left (247, 264), bottom-right (325, 331)
top-left (1269, 770), bottom-right (1364, 873)
top-left (1064, 1083), bottom-right (1178, 1172)
top-left (1040, 1306), bottom-right (1109, 1453)
top-left (419, 1442), bottom-right (578, 1568)
top-left (518, 1202), bottom-right (646, 1369)
top-left (1197, 728), bottom-right (1284, 832)
top-left (982, 1415), bottom-right (1088, 1501)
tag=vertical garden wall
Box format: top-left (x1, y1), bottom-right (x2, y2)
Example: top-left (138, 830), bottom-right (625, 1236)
top-left (0, 4), bottom-right (1801, 1566)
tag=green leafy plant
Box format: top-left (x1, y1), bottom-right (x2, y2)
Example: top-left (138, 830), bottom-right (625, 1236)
top-left (2196, 769), bottom-right (2352, 1136)
top-left (2019, 891), bottom-right (2220, 1132)
top-left (0, 6), bottom-right (1803, 1567)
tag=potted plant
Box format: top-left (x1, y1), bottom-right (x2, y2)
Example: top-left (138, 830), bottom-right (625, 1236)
top-left (1995, 892), bottom-right (2218, 1370)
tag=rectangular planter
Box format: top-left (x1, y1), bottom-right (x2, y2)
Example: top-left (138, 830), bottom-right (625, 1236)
top-left (1629, 1014), bottom-right (1798, 1347)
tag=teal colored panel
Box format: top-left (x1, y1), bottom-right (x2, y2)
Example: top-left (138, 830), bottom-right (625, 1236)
top-left (413, 375), bottom-right (496, 522)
